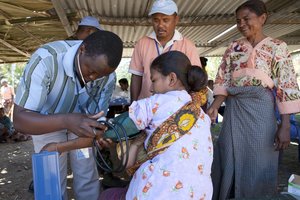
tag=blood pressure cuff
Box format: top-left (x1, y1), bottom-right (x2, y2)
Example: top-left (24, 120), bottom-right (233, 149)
top-left (104, 112), bottom-right (140, 142)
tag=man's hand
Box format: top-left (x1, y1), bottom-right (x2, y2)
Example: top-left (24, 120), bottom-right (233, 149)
top-left (64, 111), bottom-right (107, 138)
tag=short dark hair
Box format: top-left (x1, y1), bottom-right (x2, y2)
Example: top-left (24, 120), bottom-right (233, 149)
top-left (76, 25), bottom-right (98, 33)
top-left (200, 57), bottom-right (208, 67)
top-left (208, 80), bottom-right (214, 85)
top-left (151, 51), bottom-right (207, 92)
top-left (83, 31), bottom-right (123, 68)
top-left (236, 0), bottom-right (268, 17)
top-left (118, 78), bottom-right (128, 85)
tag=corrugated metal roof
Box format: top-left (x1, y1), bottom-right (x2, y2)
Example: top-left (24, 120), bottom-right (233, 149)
top-left (0, 0), bottom-right (299, 63)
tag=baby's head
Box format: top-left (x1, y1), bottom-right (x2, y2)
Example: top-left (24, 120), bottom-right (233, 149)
top-left (150, 51), bottom-right (207, 94)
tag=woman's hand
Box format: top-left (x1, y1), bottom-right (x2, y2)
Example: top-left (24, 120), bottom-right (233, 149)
top-left (274, 126), bottom-right (290, 151)
top-left (207, 95), bottom-right (226, 123)
top-left (95, 138), bottom-right (114, 150)
top-left (41, 142), bottom-right (59, 153)
top-left (207, 107), bottom-right (218, 123)
top-left (274, 114), bottom-right (290, 151)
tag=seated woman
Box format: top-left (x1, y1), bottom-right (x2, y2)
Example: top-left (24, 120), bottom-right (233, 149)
top-left (43, 51), bottom-right (213, 199)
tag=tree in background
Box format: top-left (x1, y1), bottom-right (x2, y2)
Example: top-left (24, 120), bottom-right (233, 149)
top-left (0, 62), bottom-right (25, 89)
top-left (206, 57), bottom-right (222, 81)
top-left (115, 58), bottom-right (131, 83)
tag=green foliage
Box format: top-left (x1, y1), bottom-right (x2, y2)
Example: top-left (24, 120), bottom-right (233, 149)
top-left (115, 58), bottom-right (131, 84)
top-left (206, 57), bottom-right (222, 80)
top-left (0, 62), bottom-right (26, 89)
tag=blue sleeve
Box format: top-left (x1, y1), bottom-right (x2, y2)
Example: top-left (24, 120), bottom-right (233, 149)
top-left (98, 72), bottom-right (116, 115)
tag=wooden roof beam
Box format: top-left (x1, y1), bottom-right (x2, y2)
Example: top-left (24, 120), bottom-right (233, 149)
top-left (51, 0), bottom-right (73, 37)
top-left (0, 39), bottom-right (30, 58)
top-left (85, 15), bottom-right (300, 27)
top-left (0, 9), bottom-right (44, 45)
top-left (0, 59), bottom-right (28, 64)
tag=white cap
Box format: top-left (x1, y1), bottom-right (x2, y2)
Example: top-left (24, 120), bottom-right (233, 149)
top-left (1, 79), bottom-right (7, 84)
top-left (78, 16), bottom-right (103, 30)
top-left (148, 0), bottom-right (178, 16)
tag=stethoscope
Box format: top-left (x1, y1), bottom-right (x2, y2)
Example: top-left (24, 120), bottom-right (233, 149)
top-left (93, 118), bottom-right (130, 172)
top-left (75, 53), bottom-right (130, 172)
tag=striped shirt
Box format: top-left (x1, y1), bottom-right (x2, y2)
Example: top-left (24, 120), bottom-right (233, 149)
top-left (15, 40), bottom-right (116, 116)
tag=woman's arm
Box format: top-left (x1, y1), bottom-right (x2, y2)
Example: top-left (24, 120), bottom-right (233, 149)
top-left (207, 95), bottom-right (226, 122)
top-left (42, 137), bottom-right (94, 154)
top-left (125, 133), bottom-right (146, 168)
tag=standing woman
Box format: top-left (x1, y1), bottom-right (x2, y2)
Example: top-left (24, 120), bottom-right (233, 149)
top-left (207, 0), bottom-right (300, 199)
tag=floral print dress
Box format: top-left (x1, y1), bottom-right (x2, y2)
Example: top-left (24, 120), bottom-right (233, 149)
top-left (214, 37), bottom-right (300, 114)
top-left (126, 90), bottom-right (213, 200)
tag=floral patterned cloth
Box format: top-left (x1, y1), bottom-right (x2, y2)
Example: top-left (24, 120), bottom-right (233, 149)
top-left (214, 37), bottom-right (300, 114)
top-left (126, 90), bottom-right (213, 200)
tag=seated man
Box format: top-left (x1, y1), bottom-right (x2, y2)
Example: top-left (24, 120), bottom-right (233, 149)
top-left (111, 78), bottom-right (130, 103)
top-left (108, 78), bottom-right (130, 118)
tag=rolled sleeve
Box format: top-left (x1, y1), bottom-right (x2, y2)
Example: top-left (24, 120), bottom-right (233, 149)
top-left (129, 40), bottom-right (144, 76)
top-left (15, 53), bottom-right (50, 112)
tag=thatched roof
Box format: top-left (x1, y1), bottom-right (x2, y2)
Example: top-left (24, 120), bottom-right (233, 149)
top-left (0, 0), bottom-right (300, 63)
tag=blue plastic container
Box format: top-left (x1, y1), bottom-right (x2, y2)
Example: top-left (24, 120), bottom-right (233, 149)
top-left (32, 151), bottom-right (62, 200)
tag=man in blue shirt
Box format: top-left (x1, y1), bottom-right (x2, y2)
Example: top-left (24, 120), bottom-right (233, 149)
top-left (13, 31), bottom-right (123, 200)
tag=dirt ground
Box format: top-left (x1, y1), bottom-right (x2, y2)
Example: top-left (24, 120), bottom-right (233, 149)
top-left (0, 137), bottom-right (300, 200)
top-left (0, 140), bottom-right (34, 200)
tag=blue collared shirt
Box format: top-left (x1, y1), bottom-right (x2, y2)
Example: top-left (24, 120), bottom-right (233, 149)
top-left (15, 40), bottom-right (116, 116)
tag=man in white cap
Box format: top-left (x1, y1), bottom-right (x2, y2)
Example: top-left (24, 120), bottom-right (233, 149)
top-left (75, 16), bottom-right (103, 40)
top-left (129, 0), bottom-right (201, 101)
